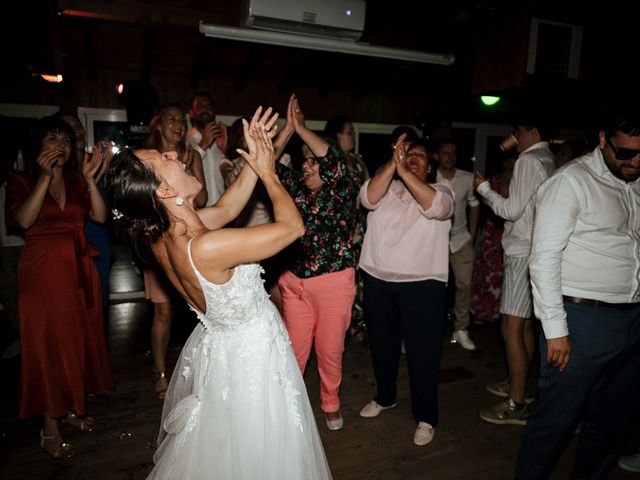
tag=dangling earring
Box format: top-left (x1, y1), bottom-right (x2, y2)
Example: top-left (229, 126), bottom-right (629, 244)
top-left (175, 197), bottom-right (184, 206)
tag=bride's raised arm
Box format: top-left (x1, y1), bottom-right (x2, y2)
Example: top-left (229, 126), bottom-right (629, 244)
top-left (197, 106), bottom-right (279, 230)
top-left (191, 120), bottom-right (303, 276)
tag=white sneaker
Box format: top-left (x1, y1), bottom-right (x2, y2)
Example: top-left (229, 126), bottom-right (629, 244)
top-left (413, 422), bottom-right (435, 446)
top-left (618, 452), bottom-right (640, 472)
top-left (325, 411), bottom-right (343, 431)
top-left (359, 400), bottom-right (396, 418)
top-left (451, 329), bottom-right (476, 350)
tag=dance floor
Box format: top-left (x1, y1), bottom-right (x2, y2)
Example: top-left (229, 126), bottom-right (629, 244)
top-left (0, 245), bottom-right (637, 479)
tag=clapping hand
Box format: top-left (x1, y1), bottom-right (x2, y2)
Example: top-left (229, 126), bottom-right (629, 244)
top-left (92, 140), bottom-right (114, 183)
top-left (37, 146), bottom-right (65, 177)
top-left (83, 143), bottom-right (106, 181)
top-left (288, 94), bottom-right (305, 132)
top-left (392, 133), bottom-right (410, 174)
top-left (237, 106), bottom-right (279, 177)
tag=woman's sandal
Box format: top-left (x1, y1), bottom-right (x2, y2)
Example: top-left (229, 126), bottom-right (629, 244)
top-left (62, 412), bottom-right (95, 432)
top-left (154, 371), bottom-right (169, 400)
top-left (40, 430), bottom-right (75, 459)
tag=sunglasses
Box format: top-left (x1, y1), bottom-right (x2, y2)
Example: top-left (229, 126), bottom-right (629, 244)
top-left (606, 137), bottom-right (640, 161)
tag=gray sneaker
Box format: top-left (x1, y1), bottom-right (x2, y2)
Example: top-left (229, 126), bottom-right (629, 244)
top-left (485, 379), bottom-right (536, 404)
top-left (479, 398), bottom-right (530, 425)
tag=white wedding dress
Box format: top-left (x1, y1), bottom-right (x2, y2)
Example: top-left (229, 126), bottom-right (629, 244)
top-left (147, 240), bottom-right (332, 479)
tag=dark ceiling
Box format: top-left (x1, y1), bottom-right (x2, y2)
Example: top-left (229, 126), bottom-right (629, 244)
top-left (10, 0), bottom-right (639, 130)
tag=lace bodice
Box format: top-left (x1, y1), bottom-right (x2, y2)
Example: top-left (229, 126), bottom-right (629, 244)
top-left (187, 239), bottom-right (270, 329)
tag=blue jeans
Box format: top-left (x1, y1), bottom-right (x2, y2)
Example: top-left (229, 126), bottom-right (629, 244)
top-left (516, 301), bottom-right (640, 479)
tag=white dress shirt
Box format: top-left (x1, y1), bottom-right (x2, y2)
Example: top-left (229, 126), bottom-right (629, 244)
top-left (436, 169), bottom-right (479, 253)
top-left (530, 147), bottom-right (640, 338)
top-left (476, 141), bottom-right (555, 257)
top-left (186, 127), bottom-right (226, 207)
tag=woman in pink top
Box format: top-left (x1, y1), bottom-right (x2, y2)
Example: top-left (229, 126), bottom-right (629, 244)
top-left (357, 135), bottom-right (454, 447)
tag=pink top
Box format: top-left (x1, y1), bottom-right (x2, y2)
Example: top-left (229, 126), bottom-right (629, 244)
top-left (359, 179), bottom-right (454, 283)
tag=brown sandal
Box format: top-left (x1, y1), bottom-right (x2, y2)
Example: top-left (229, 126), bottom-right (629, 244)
top-left (154, 371), bottom-right (169, 400)
top-left (62, 412), bottom-right (95, 432)
top-left (40, 430), bottom-right (75, 459)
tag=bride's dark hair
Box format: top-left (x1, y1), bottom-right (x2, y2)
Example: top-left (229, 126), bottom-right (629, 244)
top-left (105, 149), bottom-right (171, 263)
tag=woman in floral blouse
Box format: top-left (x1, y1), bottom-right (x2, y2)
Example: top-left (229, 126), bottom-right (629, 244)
top-left (274, 94), bottom-right (357, 431)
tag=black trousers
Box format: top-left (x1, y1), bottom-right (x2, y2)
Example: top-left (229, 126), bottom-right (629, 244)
top-left (362, 271), bottom-right (446, 426)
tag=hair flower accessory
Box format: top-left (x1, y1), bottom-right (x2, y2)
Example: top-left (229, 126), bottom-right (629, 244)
top-left (112, 208), bottom-right (124, 220)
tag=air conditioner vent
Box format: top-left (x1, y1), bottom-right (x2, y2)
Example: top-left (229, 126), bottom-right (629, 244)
top-left (248, 15), bottom-right (363, 41)
top-left (245, 0), bottom-right (365, 42)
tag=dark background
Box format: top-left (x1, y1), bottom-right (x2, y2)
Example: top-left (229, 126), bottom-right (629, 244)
top-left (8, 0), bottom-right (638, 131)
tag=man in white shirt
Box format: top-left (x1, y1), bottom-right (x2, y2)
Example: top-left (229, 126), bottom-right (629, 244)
top-left (515, 112), bottom-right (640, 479)
top-left (186, 92), bottom-right (226, 206)
top-left (435, 139), bottom-right (479, 350)
top-left (474, 118), bottom-right (555, 424)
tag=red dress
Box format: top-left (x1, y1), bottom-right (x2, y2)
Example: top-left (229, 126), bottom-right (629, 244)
top-left (470, 175), bottom-right (506, 323)
top-left (7, 172), bottom-right (114, 418)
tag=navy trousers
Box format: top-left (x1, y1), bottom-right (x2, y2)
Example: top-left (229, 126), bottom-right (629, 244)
top-left (362, 272), bottom-right (446, 426)
top-left (516, 301), bottom-right (640, 479)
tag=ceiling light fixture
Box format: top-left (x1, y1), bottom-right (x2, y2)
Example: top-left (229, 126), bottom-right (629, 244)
top-left (480, 96), bottom-right (501, 106)
top-left (34, 73), bottom-right (63, 83)
top-left (199, 22), bottom-right (455, 66)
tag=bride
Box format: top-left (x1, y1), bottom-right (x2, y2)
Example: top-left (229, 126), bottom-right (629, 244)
top-left (105, 106), bottom-right (332, 479)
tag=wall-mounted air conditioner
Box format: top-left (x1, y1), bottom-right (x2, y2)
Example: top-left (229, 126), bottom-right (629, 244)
top-left (245, 0), bottom-right (366, 41)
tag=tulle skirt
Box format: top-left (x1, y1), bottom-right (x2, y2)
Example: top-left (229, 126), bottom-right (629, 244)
top-left (147, 305), bottom-right (332, 480)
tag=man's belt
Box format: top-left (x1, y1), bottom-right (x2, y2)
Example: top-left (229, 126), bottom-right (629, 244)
top-left (562, 295), bottom-right (640, 311)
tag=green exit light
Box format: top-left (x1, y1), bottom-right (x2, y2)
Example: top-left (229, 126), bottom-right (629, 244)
top-left (481, 96), bottom-right (501, 106)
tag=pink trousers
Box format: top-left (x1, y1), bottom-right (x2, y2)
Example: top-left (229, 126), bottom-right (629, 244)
top-left (279, 268), bottom-right (356, 413)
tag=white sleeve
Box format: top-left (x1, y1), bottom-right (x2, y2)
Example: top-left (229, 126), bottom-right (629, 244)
top-left (529, 173), bottom-right (580, 338)
top-left (359, 179), bottom-right (381, 210)
top-left (477, 156), bottom-right (543, 222)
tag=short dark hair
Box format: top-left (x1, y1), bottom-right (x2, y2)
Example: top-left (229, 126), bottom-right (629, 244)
top-left (189, 91), bottom-right (214, 109)
top-left (603, 110), bottom-right (640, 138)
top-left (323, 116), bottom-right (351, 142)
top-left (105, 149), bottom-right (171, 263)
top-left (430, 137), bottom-right (457, 153)
top-left (512, 113), bottom-right (555, 141)
top-left (390, 126), bottom-right (419, 145)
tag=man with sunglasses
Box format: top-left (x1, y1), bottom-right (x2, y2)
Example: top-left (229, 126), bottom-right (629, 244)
top-left (515, 112), bottom-right (640, 479)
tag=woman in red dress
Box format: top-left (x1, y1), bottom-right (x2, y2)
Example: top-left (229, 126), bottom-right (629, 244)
top-left (6, 116), bottom-right (114, 458)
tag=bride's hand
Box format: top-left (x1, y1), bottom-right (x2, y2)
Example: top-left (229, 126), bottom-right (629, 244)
top-left (237, 123), bottom-right (275, 178)
top-left (242, 106), bottom-right (279, 157)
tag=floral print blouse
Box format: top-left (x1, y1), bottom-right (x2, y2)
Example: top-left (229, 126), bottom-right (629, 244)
top-left (277, 146), bottom-right (357, 278)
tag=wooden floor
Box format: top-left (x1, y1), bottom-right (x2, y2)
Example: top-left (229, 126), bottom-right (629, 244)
top-left (0, 245), bottom-right (637, 479)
